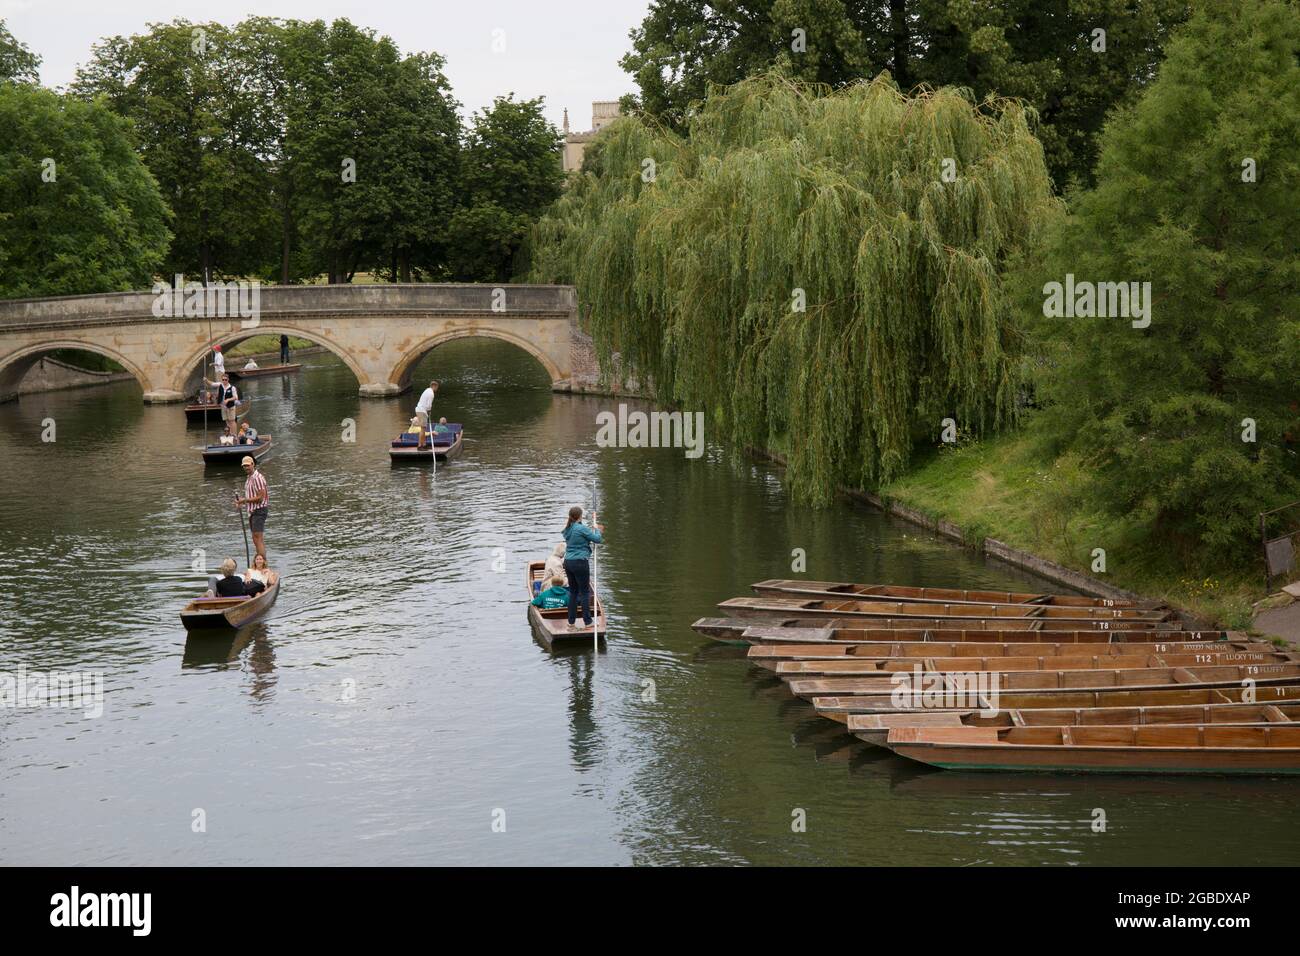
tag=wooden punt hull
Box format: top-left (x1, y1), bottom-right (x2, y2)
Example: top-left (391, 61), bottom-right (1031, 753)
top-left (526, 560), bottom-right (606, 650)
top-left (811, 677), bottom-right (1300, 721)
top-left (389, 431), bottom-right (464, 462)
top-left (202, 436), bottom-right (272, 464)
top-left (719, 596), bottom-right (1172, 625)
top-left (180, 579), bottom-right (280, 631)
top-left (772, 648), bottom-right (1296, 679)
top-left (692, 618), bottom-right (1222, 645)
top-left (849, 700), bottom-right (1300, 747)
top-left (751, 578), bottom-right (1162, 612)
top-left (185, 399), bottom-right (250, 423)
top-left (788, 662), bottom-right (1300, 699)
top-left (228, 363), bottom-right (301, 378)
top-left (751, 645), bottom-right (1281, 675)
top-left (886, 724), bottom-right (1300, 774)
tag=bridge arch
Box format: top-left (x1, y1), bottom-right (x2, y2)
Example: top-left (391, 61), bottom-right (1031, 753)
top-left (171, 326), bottom-right (371, 395)
top-left (0, 339), bottom-right (152, 401)
top-left (390, 327), bottom-right (564, 393)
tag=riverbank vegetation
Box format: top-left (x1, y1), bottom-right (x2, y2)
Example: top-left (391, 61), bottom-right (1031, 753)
top-left (529, 0), bottom-right (1300, 616)
top-left (0, 16), bottom-right (566, 293)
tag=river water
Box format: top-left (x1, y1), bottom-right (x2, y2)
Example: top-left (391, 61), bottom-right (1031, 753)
top-left (1, 340), bottom-right (1296, 866)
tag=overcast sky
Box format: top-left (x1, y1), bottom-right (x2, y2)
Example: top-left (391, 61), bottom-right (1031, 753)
top-left (3, 0), bottom-right (649, 130)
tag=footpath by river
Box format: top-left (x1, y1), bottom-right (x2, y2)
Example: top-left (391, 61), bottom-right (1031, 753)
top-left (3, 340), bottom-right (1298, 866)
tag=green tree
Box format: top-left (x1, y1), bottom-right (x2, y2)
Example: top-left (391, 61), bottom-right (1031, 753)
top-left (1029, 0), bottom-right (1300, 562)
top-left (281, 19), bottom-right (461, 283)
top-left (620, 0), bottom-right (1189, 187)
top-left (0, 84), bottom-right (170, 297)
top-left (529, 73), bottom-right (1057, 498)
top-left (447, 95), bottom-right (564, 282)
top-left (0, 18), bottom-right (40, 83)
top-left (72, 20), bottom-right (280, 279)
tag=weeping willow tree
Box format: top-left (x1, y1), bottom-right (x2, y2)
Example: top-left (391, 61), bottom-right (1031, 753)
top-left (528, 72), bottom-right (1058, 501)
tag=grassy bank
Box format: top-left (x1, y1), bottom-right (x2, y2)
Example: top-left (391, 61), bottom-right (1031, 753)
top-left (225, 335), bottom-right (314, 357)
top-left (874, 422), bottom-right (1263, 630)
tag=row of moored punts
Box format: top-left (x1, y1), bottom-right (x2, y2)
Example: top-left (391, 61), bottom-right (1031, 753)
top-left (693, 578), bottom-right (1300, 775)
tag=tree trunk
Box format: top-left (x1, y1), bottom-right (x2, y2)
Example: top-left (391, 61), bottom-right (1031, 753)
top-left (890, 0), bottom-right (910, 89)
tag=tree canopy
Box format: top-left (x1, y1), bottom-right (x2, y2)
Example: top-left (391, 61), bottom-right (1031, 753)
top-left (0, 18), bottom-right (40, 84)
top-left (0, 83), bottom-right (170, 298)
top-left (620, 0), bottom-right (1190, 188)
top-left (530, 72), bottom-right (1058, 500)
top-left (1027, 0), bottom-right (1300, 561)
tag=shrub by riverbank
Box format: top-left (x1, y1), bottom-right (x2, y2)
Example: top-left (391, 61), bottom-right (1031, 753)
top-left (875, 423), bottom-right (1263, 631)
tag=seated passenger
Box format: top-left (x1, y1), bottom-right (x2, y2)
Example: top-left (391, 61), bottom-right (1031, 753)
top-left (218, 424), bottom-right (236, 446)
top-left (408, 415), bottom-right (426, 448)
top-left (214, 558), bottom-right (263, 597)
top-left (243, 358), bottom-right (259, 370)
top-left (244, 553), bottom-right (277, 589)
top-left (236, 422), bottom-right (258, 444)
top-left (433, 417), bottom-right (451, 434)
top-left (530, 575), bottom-right (570, 609)
top-left (543, 543), bottom-right (567, 584)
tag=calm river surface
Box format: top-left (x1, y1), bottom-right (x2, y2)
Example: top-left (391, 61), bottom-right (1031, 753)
top-left (1, 341), bottom-right (1296, 866)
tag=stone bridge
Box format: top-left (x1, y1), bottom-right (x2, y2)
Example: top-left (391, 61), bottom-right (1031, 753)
top-left (0, 283), bottom-right (598, 403)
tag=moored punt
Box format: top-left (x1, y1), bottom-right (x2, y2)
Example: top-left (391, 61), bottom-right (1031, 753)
top-left (691, 619), bottom-right (1225, 645)
top-left (227, 363), bottom-right (301, 379)
top-left (180, 578), bottom-right (281, 631)
top-left (525, 560), bottom-right (607, 651)
top-left (811, 677), bottom-right (1300, 721)
top-left (201, 435), bottom-right (272, 464)
top-left (185, 398), bottom-right (250, 424)
top-left (787, 662), bottom-right (1300, 700)
top-left (772, 648), bottom-right (1296, 679)
top-left (747, 640), bottom-right (1274, 672)
top-left (752, 578), bottom-right (1163, 611)
top-left (849, 700), bottom-right (1300, 747)
top-left (717, 599), bottom-right (1178, 633)
top-left (885, 724), bottom-right (1300, 775)
top-left (389, 424), bottom-right (464, 462)
top-left (718, 596), bottom-right (1173, 625)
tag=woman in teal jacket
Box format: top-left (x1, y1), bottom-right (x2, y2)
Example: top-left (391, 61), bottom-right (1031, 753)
top-left (561, 506), bottom-right (604, 629)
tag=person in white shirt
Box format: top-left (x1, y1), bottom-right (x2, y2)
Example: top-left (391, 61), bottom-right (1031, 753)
top-left (243, 358), bottom-right (259, 370)
top-left (212, 346), bottom-right (225, 379)
top-left (415, 380), bottom-right (439, 429)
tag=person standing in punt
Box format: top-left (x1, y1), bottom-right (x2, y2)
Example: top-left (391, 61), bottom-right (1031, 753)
top-left (280, 334), bottom-right (290, 366)
top-left (237, 455), bottom-right (270, 561)
top-left (561, 506), bottom-right (603, 631)
top-left (415, 380), bottom-right (439, 430)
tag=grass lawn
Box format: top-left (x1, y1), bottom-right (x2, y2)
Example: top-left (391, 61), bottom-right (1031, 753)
top-left (876, 423), bottom-right (1265, 631)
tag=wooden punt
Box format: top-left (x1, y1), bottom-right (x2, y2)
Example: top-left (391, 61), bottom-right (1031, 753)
top-left (811, 677), bottom-right (1300, 721)
top-left (772, 648), bottom-right (1296, 679)
top-left (692, 618), bottom-right (1220, 645)
top-left (228, 363), bottom-right (301, 379)
top-left (886, 724), bottom-right (1300, 774)
top-left (180, 578), bottom-right (281, 631)
top-left (788, 661), bottom-right (1300, 700)
top-left (202, 435), bottom-right (272, 464)
top-left (719, 596), bottom-right (1173, 625)
top-left (185, 398), bottom-right (250, 423)
top-left (849, 700), bottom-right (1300, 747)
top-left (752, 578), bottom-right (1162, 611)
top-left (747, 639), bottom-right (1272, 672)
top-left (389, 426), bottom-right (464, 462)
top-left (526, 560), bottom-right (607, 650)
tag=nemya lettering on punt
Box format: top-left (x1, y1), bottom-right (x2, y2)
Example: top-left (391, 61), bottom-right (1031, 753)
top-left (50, 886), bottom-right (151, 936)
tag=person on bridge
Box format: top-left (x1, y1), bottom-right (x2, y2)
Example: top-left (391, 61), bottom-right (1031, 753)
top-left (236, 456), bottom-right (270, 561)
top-left (561, 506), bottom-right (604, 631)
top-left (415, 380), bottom-right (439, 430)
top-left (279, 334), bottom-right (290, 365)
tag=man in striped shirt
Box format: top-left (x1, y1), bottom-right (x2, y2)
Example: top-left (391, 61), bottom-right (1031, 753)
top-left (237, 456), bottom-right (270, 561)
